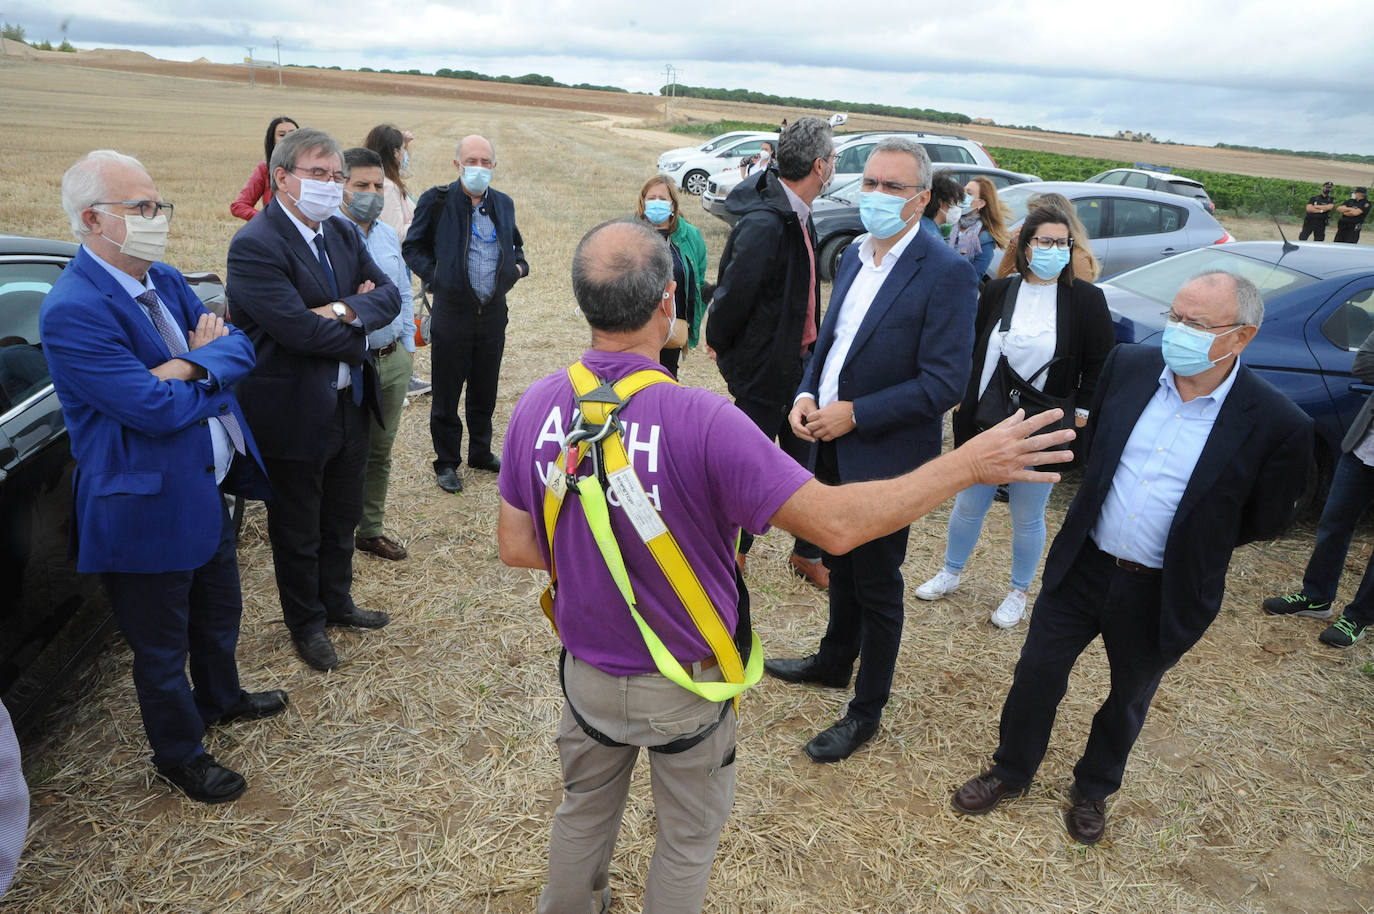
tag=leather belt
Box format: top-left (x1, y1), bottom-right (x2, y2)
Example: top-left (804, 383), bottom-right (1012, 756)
top-left (1113, 556), bottom-right (1161, 575)
top-left (370, 340), bottom-right (399, 357)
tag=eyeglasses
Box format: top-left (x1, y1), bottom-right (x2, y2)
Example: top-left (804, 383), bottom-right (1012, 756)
top-left (860, 178), bottom-right (926, 195)
top-left (1028, 235), bottom-right (1073, 250)
top-left (291, 166), bottom-right (346, 184)
top-left (93, 200), bottom-right (175, 221)
top-left (1161, 311), bottom-right (1244, 333)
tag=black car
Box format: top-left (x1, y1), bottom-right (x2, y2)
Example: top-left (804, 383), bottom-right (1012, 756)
top-left (812, 166), bottom-right (1039, 280)
top-left (0, 234), bottom-right (231, 734)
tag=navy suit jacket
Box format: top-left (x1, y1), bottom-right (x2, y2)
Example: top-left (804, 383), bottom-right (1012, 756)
top-left (40, 247), bottom-right (270, 574)
top-left (227, 199), bottom-right (401, 461)
top-left (1043, 344), bottom-right (1314, 659)
top-left (796, 226), bottom-right (976, 482)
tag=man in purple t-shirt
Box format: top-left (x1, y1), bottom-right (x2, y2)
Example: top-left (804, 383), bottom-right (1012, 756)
top-left (497, 220), bottom-right (1076, 914)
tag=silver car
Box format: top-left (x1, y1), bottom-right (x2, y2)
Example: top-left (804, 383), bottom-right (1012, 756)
top-left (989, 181), bottom-right (1233, 279)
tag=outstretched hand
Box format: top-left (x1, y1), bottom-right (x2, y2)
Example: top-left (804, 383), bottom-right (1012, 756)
top-left (961, 409), bottom-right (1076, 485)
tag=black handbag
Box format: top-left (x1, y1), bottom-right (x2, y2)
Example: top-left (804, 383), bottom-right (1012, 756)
top-left (973, 276), bottom-right (1074, 438)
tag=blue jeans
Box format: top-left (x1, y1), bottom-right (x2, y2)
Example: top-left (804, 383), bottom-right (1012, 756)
top-left (943, 481), bottom-right (1055, 593)
top-left (1302, 452), bottom-right (1374, 625)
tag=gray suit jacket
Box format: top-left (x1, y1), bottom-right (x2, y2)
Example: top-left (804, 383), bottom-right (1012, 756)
top-left (1340, 329), bottom-right (1374, 453)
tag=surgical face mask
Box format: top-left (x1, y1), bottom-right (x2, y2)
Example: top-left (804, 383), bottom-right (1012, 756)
top-left (96, 210), bottom-right (169, 262)
top-left (644, 199), bottom-right (673, 225)
top-left (859, 191), bottom-right (918, 239)
top-left (401, 150), bottom-right (411, 173)
top-left (291, 177), bottom-right (344, 222)
top-left (345, 190), bottom-right (384, 224)
top-left (819, 158), bottom-right (836, 195)
top-left (1028, 245), bottom-right (1071, 280)
top-left (944, 204), bottom-right (962, 225)
top-left (462, 165), bottom-right (493, 195)
top-left (1161, 321), bottom-right (1241, 377)
top-left (961, 194), bottom-right (975, 210)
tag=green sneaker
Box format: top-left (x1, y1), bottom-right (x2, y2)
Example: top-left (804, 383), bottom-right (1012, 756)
top-left (1319, 616), bottom-right (1369, 648)
top-left (1262, 591), bottom-right (1333, 619)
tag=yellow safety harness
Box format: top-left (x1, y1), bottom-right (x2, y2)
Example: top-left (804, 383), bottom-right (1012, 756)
top-left (539, 361), bottom-right (762, 706)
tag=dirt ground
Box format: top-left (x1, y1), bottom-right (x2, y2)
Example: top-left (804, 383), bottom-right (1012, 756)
top-left (1, 54), bottom-right (1372, 914)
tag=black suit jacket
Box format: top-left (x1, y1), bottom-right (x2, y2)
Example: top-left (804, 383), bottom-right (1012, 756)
top-left (402, 184), bottom-right (526, 307)
top-left (226, 199), bottom-right (401, 461)
top-left (1043, 344), bottom-right (1313, 659)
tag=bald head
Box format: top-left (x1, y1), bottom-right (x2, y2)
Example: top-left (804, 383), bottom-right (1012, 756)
top-left (572, 220), bottom-right (673, 333)
top-left (455, 135), bottom-right (495, 166)
top-left (1177, 270), bottom-right (1264, 329)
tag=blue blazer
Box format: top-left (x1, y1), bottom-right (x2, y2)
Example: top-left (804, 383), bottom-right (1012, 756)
top-left (226, 199), bottom-right (401, 461)
top-left (40, 247), bottom-right (270, 574)
top-left (1043, 344), bottom-right (1314, 659)
top-left (797, 226), bottom-right (977, 482)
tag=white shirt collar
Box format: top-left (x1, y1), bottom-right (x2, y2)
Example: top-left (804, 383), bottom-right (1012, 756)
top-left (1159, 355), bottom-right (1242, 408)
top-left (280, 201), bottom-right (326, 248)
top-left (856, 218), bottom-right (921, 270)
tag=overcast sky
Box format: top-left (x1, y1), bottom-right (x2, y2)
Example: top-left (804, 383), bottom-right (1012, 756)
top-left (7, 0), bottom-right (1373, 155)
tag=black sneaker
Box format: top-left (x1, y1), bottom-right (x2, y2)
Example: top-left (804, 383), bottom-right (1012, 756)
top-left (1262, 591), bottom-right (1333, 619)
top-left (1319, 616), bottom-right (1368, 648)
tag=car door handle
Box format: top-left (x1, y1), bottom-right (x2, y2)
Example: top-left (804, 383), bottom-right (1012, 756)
top-left (1352, 383), bottom-right (1374, 394)
top-left (1160, 248), bottom-right (1178, 256)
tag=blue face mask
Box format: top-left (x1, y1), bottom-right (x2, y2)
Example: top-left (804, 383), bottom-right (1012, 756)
top-left (1160, 321), bottom-right (1240, 377)
top-left (1028, 246), bottom-right (1070, 280)
top-left (859, 191), bottom-right (917, 239)
top-left (462, 165), bottom-right (492, 195)
top-left (644, 199), bottom-right (674, 225)
top-left (960, 194), bottom-right (974, 210)
top-left (401, 150), bottom-right (411, 173)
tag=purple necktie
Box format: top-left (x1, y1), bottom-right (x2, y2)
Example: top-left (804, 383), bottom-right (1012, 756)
top-left (137, 289), bottom-right (245, 454)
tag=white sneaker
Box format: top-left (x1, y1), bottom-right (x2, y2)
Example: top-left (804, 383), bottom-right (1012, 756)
top-left (916, 570), bottom-right (961, 601)
top-left (991, 590), bottom-right (1027, 628)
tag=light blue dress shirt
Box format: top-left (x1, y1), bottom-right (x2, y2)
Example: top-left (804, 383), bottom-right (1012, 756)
top-left (1090, 361), bottom-right (1242, 568)
top-left (0, 699), bottom-right (27, 897)
top-left (467, 197), bottom-right (500, 304)
top-left (358, 220), bottom-right (415, 353)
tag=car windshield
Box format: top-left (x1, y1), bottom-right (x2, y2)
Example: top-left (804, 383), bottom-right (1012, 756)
top-left (701, 134), bottom-right (744, 152)
top-left (823, 179), bottom-right (862, 204)
top-left (995, 185), bottom-right (1041, 223)
top-left (1109, 249), bottom-right (1319, 305)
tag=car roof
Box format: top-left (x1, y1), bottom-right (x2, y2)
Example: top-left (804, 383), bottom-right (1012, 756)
top-left (1208, 240), bottom-right (1374, 278)
top-left (0, 233), bottom-right (79, 257)
top-left (1099, 167), bottom-right (1205, 187)
top-left (833, 130), bottom-right (974, 147)
top-left (1001, 180), bottom-right (1208, 207)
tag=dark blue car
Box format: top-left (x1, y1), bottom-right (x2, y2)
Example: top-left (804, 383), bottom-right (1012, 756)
top-left (1100, 241), bottom-right (1374, 512)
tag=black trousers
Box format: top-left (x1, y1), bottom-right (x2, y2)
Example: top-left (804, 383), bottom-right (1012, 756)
top-left (990, 541), bottom-right (1175, 801)
top-left (1298, 219), bottom-right (1327, 241)
top-left (732, 392), bottom-right (821, 561)
top-left (811, 441), bottom-right (910, 723)
top-left (263, 394), bottom-right (369, 639)
top-left (102, 499), bottom-right (242, 769)
top-left (1334, 225), bottom-right (1363, 244)
top-left (430, 293), bottom-right (507, 470)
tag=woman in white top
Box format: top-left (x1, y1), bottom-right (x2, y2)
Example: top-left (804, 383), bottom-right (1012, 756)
top-left (918, 205), bottom-right (1116, 627)
top-left (364, 124), bottom-right (416, 241)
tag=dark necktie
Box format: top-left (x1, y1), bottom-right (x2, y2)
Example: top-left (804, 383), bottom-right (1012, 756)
top-left (315, 233), bottom-right (363, 405)
top-left (137, 289), bottom-right (246, 454)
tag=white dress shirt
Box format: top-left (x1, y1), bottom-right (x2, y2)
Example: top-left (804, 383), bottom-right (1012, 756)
top-left (280, 206), bottom-right (364, 391)
top-left (975, 278), bottom-right (1058, 400)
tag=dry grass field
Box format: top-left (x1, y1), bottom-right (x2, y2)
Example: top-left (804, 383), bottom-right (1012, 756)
top-left (1, 54), bottom-right (1372, 914)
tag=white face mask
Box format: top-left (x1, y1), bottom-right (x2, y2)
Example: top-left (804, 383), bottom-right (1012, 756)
top-left (96, 210), bottom-right (169, 262)
top-left (944, 204), bottom-right (962, 226)
top-left (291, 177), bottom-right (344, 222)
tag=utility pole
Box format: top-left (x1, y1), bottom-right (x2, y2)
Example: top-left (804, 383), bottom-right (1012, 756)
top-left (246, 46), bottom-right (255, 88)
top-left (663, 64), bottom-right (680, 124)
top-left (274, 36), bottom-right (281, 87)
top-left (1, 16), bottom-right (7, 58)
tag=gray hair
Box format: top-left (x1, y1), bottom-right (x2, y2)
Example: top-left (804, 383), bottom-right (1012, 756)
top-left (871, 137), bottom-right (932, 190)
top-left (1189, 269), bottom-right (1265, 329)
top-left (268, 127), bottom-right (343, 191)
top-left (776, 116), bottom-right (833, 181)
top-left (454, 134), bottom-right (496, 163)
top-left (61, 150), bottom-right (146, 240)
top-left (572, 220), bottom-right (673, 333)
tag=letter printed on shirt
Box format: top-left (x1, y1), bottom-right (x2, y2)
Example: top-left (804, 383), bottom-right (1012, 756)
top-left (535, 406), bottom-right (566, 452)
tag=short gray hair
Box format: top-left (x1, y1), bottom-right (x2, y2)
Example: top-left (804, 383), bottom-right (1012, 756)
top-left (269, 127), bottom-right (343, 191)
top-left (61, 150), bottom-right (145, 240)
top-left (776, 116), bottom-right (833, 181)
top-left (572, 220), bottom-right (673, 333)
top-left (1190, 269), bottom-right (1265, 329)
top-left (871, 137), bottom-right (931, 190)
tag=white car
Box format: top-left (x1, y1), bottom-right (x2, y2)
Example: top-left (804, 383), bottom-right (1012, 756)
top-left (658, 133), bottom-right (777, 196)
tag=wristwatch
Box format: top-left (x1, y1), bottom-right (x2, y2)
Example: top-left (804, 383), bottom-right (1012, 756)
top-left (331, 302), bottom-right (347, 319)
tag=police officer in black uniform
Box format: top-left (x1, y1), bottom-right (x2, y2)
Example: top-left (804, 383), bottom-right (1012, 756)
top-left (1300, 181), bottom-right (1337, 241)
top-left (1335, 187), bottom-right (1370, 244)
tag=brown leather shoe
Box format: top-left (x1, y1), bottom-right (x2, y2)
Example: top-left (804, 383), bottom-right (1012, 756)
top-left (789, 553), bottom-right (829, 590)
top-left (355, 534), bottom-right (408, 561)
top-left (1065, 786), bottom-right (1107, 845)
top-left (951, 771), bottom-right (1028, 815)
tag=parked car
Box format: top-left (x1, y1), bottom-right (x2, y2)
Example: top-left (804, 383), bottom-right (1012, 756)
top-left (988, 181), bottom-right (1233, 280)
top-left (1086, 168), bottom-right (1216, 213)
top-left (806, 166), bottom-right (1040, 280)
top-left (657, 132), bottom-right (777, 196)
top-left (1101, 241), bottom-right (1374, 513)
top-left (0, 233), bottom-right (231, 734)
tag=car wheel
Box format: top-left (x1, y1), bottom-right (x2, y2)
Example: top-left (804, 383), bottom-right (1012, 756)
top-left (223, 492), bottom-right (246, 540)
top-left (682, 170), bottom-right (710, 196)
top-left (818, 234), bottom-right (855, 281)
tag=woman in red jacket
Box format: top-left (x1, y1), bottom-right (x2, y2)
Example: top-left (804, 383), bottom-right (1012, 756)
top-left (230, 116), bottom-right (297, 221)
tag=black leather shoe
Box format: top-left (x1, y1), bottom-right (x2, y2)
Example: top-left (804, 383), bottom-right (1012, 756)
top-left (326, 606), bottom-right (390, 629)
top-left (469, 453), bottom-right (501, 473)
top-left (951, 771), bottom-right (1028, 815)
top-left (763, 654), bottom-right (850, 688)
top-left (1065, 785), bottom-right (1108, 845)
top-left (218, 689), bottom-right (289, 725)
top-left (804, 716), bottom-right (878, 763)
top-left (292, 632), bottom-right (339, 671)
top-left (436, 466), bottom-right (463, 493)
top-left (158, 752), bottom-right (246, 804)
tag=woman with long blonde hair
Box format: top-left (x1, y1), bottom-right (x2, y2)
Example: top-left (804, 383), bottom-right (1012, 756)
top-left (949, 175), bottom-right (1010, 280)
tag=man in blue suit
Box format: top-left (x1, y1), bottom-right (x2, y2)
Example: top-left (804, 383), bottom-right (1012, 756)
top-left (227, 128), bottom-right (401, 672)
top-left (765, 138), bottom-right (978, 762)
top-left (40, 150), bottom-right (283, 804)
